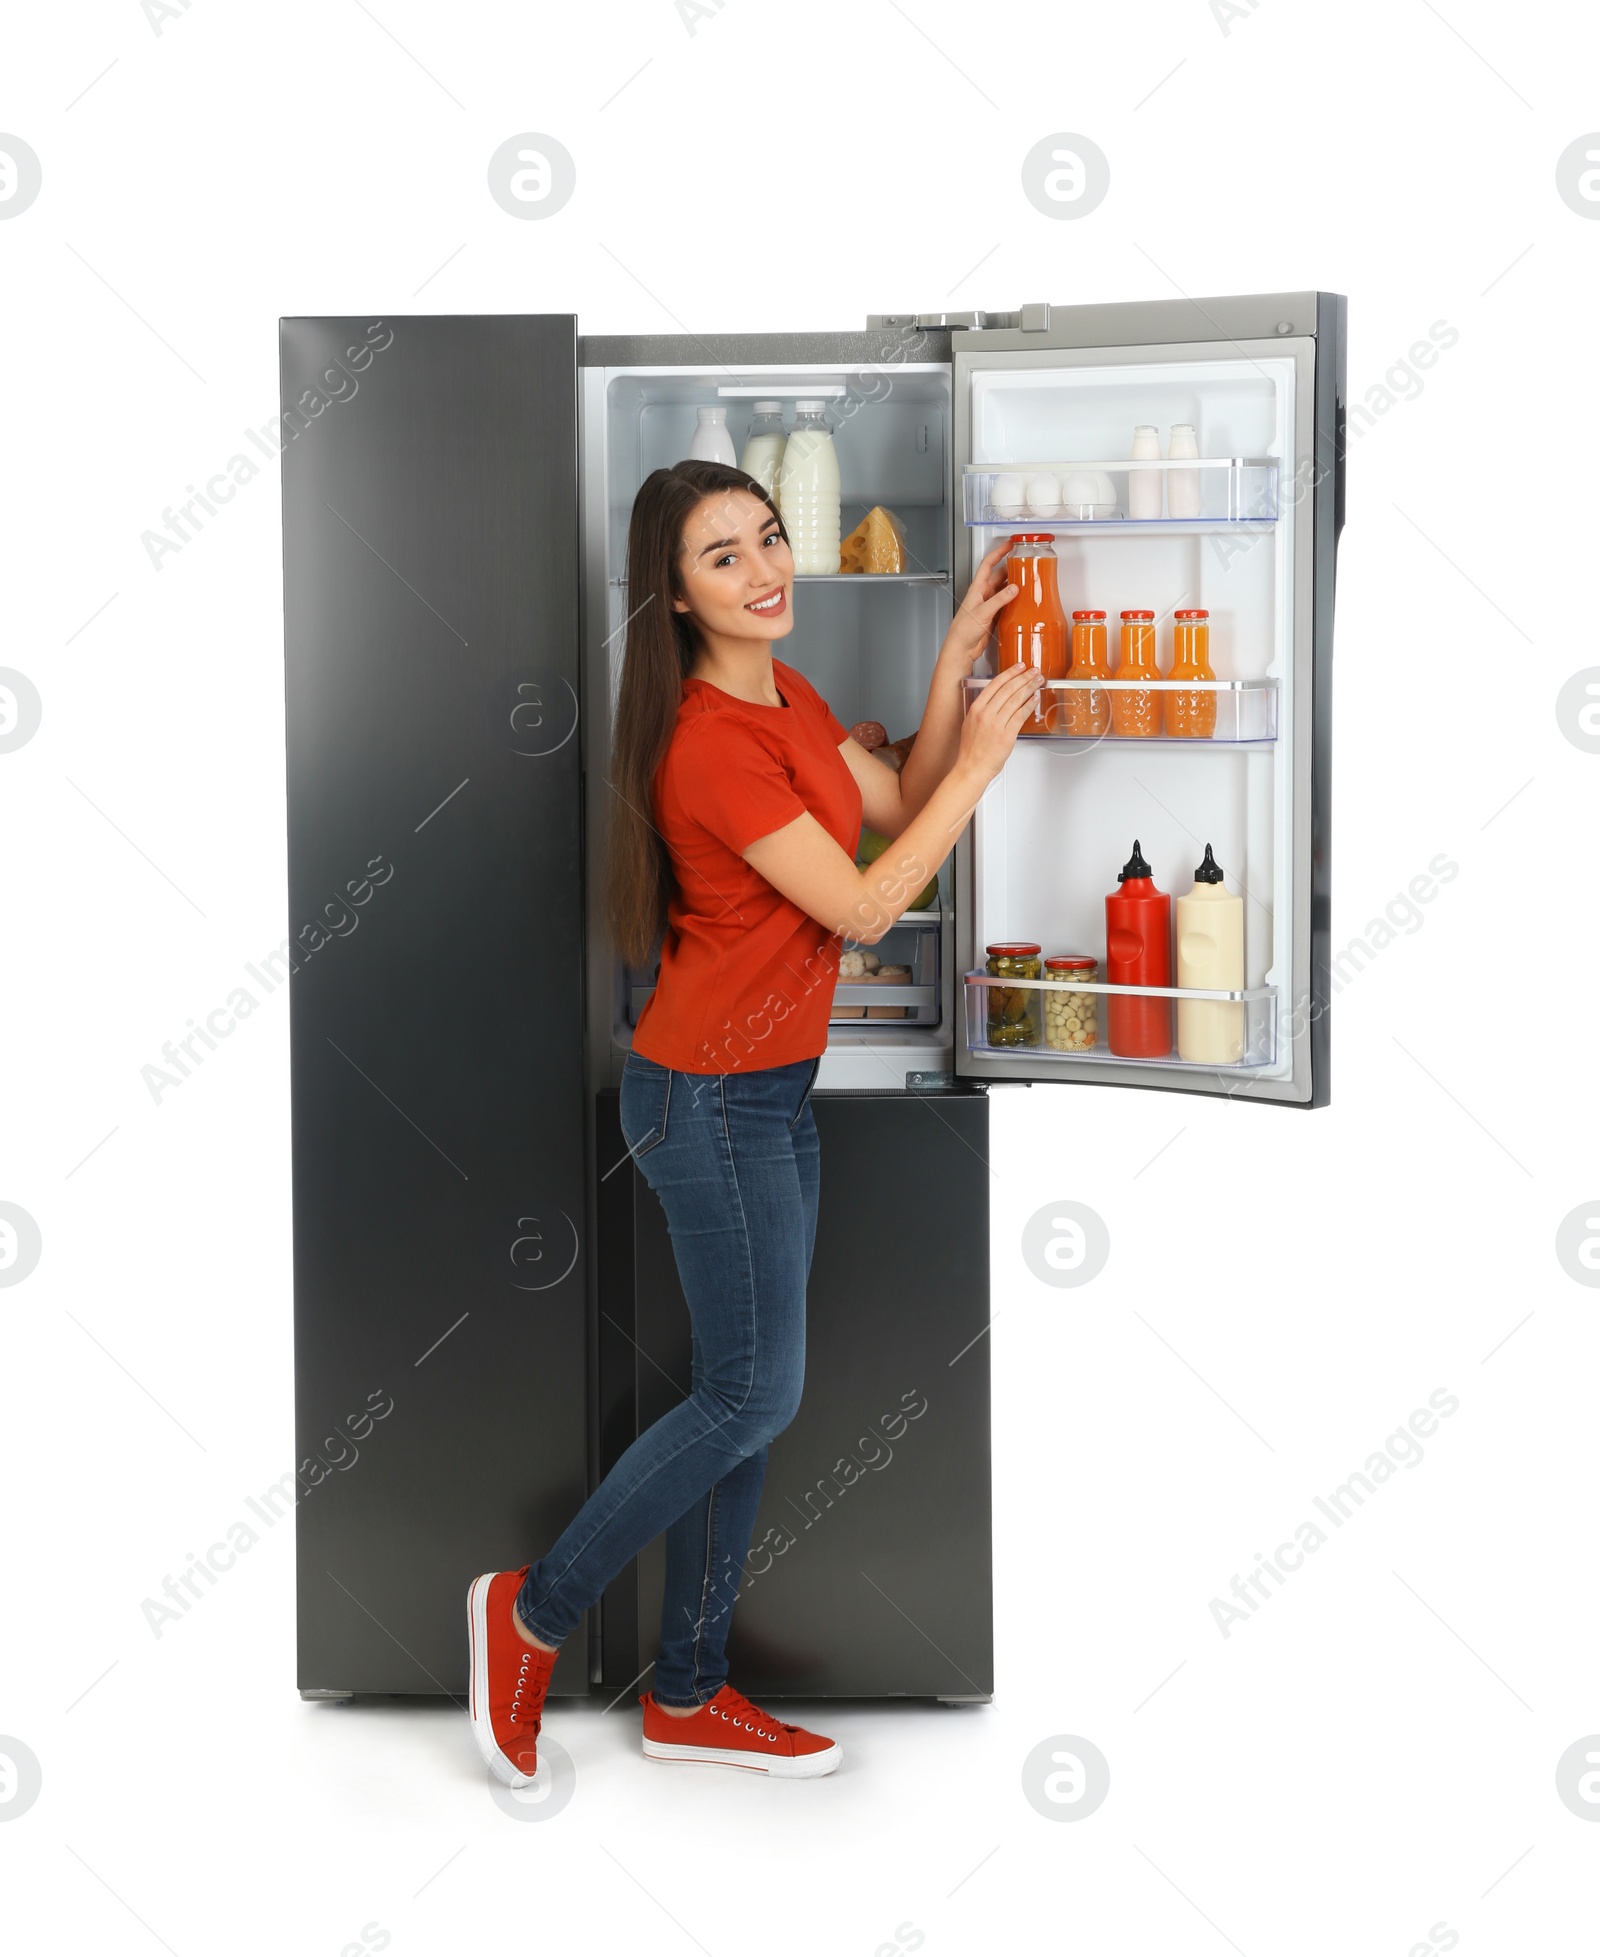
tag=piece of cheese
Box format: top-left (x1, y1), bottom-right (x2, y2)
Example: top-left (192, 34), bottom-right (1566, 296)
top-left (838, 505), bottom-right (908, 575)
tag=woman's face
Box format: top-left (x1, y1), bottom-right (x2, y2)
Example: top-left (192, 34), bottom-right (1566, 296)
top-left (672, 490), bottom-right (795, 641)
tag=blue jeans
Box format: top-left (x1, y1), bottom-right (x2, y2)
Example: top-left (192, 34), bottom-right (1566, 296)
top-left (516, 1052), bottom-right (820, 1705)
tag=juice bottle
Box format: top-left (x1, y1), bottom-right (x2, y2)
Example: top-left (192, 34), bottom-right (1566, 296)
top-left (1066, 611), bottom-right (1111, 737)
top-left (777, 401), bottom-right (842, 573)
top-left (739, 401), bottom-right (787, 494)
top-left (1175, 844), bottom-right (1245, 1064)
top-left (1104, 839), bottom-right (1172, 1057)
top-left (1165, 608), bottom-right (1218, 738)
top-left (1111, 610), bottom-right (1160, 737)
top-left (997, 535), bottom-right (1068, 734)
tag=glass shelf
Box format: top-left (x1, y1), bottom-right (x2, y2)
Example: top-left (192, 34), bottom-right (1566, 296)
top-left (607, 572), bottom-right (948, 588)
top-left (963, 458), bottom-right (1278, 528)
top-left (845, 908), bottom-right (946, 932)
top-left (964, 972), bottom-right (1278, 1071)
top-left (962, 675), bottom-right (1279, 745)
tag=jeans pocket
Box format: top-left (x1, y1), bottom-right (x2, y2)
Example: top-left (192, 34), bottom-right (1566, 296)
top-left (787, 1056), bottom-right (821, 1130)
top-left (620, 1059), bottom-right (672, 1160)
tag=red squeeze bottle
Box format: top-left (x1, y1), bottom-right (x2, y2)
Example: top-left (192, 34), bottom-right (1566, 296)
top-left (1104, 839), bottom-right (1173, 1057)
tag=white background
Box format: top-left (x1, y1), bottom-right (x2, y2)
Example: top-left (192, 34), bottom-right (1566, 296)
top-left (3, 1), bottom-right (1598, 1952)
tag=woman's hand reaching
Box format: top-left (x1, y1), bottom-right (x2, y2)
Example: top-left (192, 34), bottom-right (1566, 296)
top-left (937, 540), bottom-right (1017, 673)
top-left (954, 662), bottom-right (1043, 791)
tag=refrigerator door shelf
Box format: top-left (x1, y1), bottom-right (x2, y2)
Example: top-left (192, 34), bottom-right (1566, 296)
top-left (606, 572), bottom-right (951, 587)
top-left (964, 973), bottom-right (1279, 1071)
top-left (965, 458), bottom-right (1278, 526)
top-left (963, 675), bottom-right (1280, 745)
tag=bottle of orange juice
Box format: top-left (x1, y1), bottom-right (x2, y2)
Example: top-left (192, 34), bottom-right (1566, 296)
top-left (1066, 610), bottom-right (1111, 736)
top-left (1111, 609), bottom-right (1160, 737)
top-left (1165, 608), bottom-right (1218, 738)
top-left (997, 535), bottom-right (1069, 735)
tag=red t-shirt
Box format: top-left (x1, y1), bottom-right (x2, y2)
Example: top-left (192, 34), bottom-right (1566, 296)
top-left (632, 660), bottom-right (862, 1075)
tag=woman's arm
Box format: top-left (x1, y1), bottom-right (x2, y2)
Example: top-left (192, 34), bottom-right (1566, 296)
top-left (744, 663), bottom-right (1042, 944)
top-left (834, 541), bottom-right (1017, 839)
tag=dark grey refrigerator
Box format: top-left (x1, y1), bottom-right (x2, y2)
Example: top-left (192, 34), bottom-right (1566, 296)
top-left (280, 295), bottom-right (1342, 1703)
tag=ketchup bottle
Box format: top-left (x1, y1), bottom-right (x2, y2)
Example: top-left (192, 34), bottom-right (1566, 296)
top-left (1104, 839), bottom-right (1172, 1057)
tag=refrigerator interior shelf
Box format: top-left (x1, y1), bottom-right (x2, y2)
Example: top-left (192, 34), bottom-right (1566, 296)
top-left (963, 676), bottom-right (1279, 744)
top-left (846, 908), bottom-right (946, 933)
top-left (716, 383), bottom-right (849, 398)
top-left (963, 458), bottom-right (1278, 526)
top-left (963, 973), bottom-right (1278, 1070)
top-left (832, 983), bottom-right (936, 1010)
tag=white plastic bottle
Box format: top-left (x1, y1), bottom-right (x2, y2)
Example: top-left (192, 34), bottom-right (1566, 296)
top-left (1176, 844), bottom-right (1245, 1063)
top-left (777, 401), bottom-right (842, 573)
top-left (1167, 422), bottom-right (1201, 519)
top-left (739, 401), bottom-right (787, 494)
top-left (687, 406), bottom-right (736, 466)
top-left (1128, 424), bottom-right (1163, 519)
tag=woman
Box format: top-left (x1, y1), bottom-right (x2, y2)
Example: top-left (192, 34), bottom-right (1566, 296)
top-left (469, 460), bottom-right (1041, 1782)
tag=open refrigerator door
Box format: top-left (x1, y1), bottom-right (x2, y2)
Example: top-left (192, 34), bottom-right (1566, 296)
top-left (950, 294), bottom-right (1342, 1108)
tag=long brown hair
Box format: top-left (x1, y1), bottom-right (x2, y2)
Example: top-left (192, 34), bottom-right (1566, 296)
top-left (605, 460), bottom-right (788, 967)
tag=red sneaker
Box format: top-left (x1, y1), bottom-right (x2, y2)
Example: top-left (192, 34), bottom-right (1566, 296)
top-left (467, 1567), bottom-right (556, 1787)
top-left (640, 1685), bottom-right (841, 1778)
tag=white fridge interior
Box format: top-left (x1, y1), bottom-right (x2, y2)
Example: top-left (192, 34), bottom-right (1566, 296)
top-left (960, 352), bottom-right (1300, 1087)
top-left (582, 360), bottom-right (957, 1092)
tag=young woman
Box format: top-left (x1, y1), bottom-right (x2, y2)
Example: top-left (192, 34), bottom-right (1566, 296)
top-left (469, 459), bottom-right (1041, 1782)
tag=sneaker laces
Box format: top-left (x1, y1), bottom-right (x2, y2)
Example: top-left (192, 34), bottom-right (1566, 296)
top-left (716, 1686), bottom-right (789, 1742)
top-left (511, 1641), bottom-right (555, 1737)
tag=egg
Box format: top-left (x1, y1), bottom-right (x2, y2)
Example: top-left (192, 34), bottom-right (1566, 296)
top-left (1060, 470), bottom-right (1101, 515)
top-left (1024, 472), bottom-right (1061, 516)
top-left (991, 473), bottom-right (1028, 517)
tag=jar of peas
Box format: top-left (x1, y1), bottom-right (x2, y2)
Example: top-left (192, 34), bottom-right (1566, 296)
top-left (984, 943), bottom-right (1042, 1047)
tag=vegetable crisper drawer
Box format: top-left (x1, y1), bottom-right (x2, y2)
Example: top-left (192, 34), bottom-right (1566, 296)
top-left (830, 914), bottom-right (941, 1025)
top-left (622, 914), bottom-right (942, 1033)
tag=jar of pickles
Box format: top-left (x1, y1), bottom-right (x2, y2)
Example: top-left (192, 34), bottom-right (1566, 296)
top-left (984, 943), bottom-right (1042, 1047)
top-left (1043, 954), bottom-right (1099, 1050)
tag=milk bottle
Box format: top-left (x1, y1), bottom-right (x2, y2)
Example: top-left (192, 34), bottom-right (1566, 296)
top-left (688, 406), bottom-right (736, 466)
top-left (1175, 844), bottom-right (1245, 1063)
top-left (777, 401), bottom-right (842, 573)
top-left (1128, 424), bottom-right (1163, 519)
top-left (1167, 423), bottom-right (1201, 519)
top-left (739, 401), bottom-right (788, 494)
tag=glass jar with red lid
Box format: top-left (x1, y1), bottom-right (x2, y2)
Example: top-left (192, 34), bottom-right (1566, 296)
top-left (984, 942), bottom-right (1042, 1047)
top-left (1043, 954), bottom-right (1098, 1051)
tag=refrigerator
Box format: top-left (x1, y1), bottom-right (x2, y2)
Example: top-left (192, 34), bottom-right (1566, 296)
top-left (279, 292), bottom-right (1343, 1705)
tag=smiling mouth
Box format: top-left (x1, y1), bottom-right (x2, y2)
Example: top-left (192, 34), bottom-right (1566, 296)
top-left (745, 587), bottom-right (786, 615)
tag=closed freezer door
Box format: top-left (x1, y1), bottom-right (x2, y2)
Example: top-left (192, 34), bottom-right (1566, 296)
top-left (952, 294), bottom-right (1342, 1107)
top-left (280, 315), bottom-right (589, 1696)
top-left (595, 1091), bottom-right (993, 1701)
